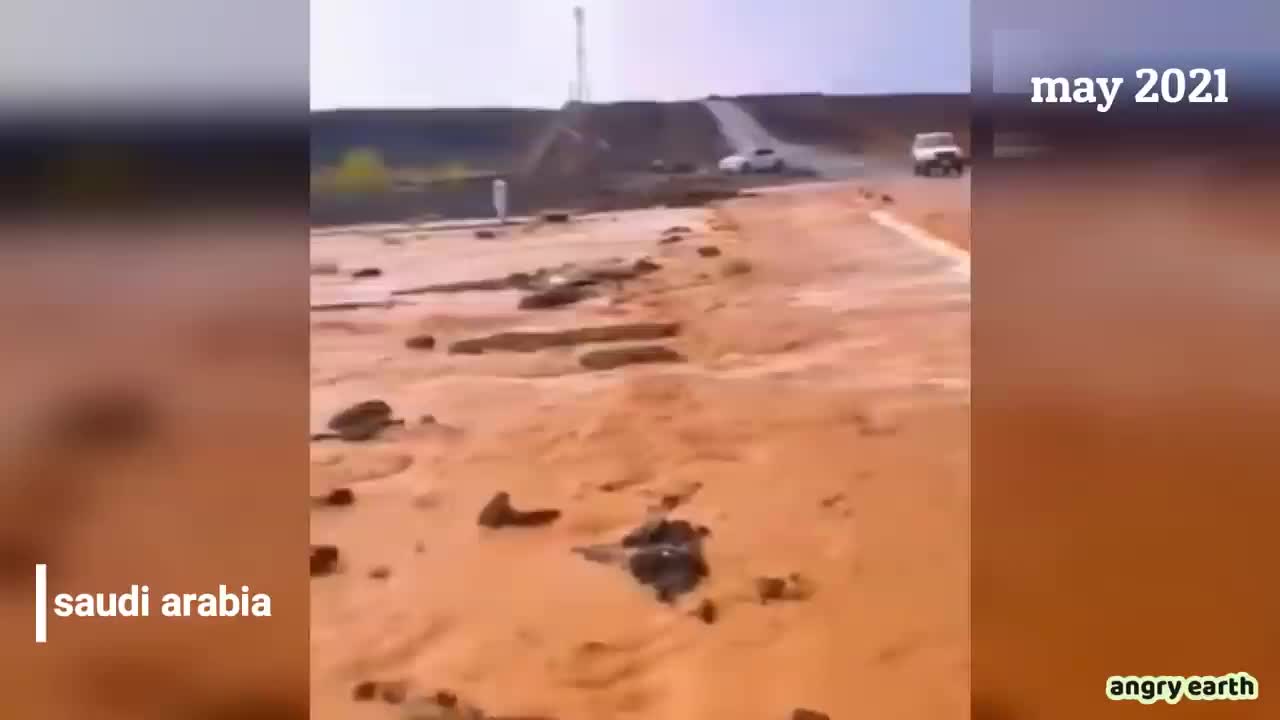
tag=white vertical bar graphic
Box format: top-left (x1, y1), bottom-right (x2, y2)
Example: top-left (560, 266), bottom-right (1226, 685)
top-left (35, 564), bottom-right (47, 643)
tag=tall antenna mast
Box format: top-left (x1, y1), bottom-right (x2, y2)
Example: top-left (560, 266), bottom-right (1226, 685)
top-left (573, 6), bottom-right (589, 103)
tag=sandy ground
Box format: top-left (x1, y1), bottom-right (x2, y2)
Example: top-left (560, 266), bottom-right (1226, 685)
top-left (310, 181), bottom-right (970, 719)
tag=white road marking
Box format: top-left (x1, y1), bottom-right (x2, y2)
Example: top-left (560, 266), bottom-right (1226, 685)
top-left (868, 210), bottom-right (970, 280)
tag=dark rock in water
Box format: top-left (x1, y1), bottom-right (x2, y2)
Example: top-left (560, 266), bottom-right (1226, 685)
top-left (477, 492), bottom-right (561, 529)
top-left (450, 323), bottom-right (680, 354)
top-left (311, 545), bottom-right (340, 577)
top-left (755, 573), bottom-right (814, 603)
top-left (352, 679), bottom-right (408, 705)
top-left (575, 518), bottom-right (711, 603)
top-left (352, 267), bottom-right (383, 278)
top-left (693, 598), bottom-right (718, 624)
top-left (658, 234), bottom-right (684, 245)
top-left (328, 400), bottom-right (392, 431)
top-left (579, 345), bottom-right (685, 371)
top-left (474, 229), bottom-right (498, 239)
top-left (405, 334), bottom-right (436, 350)
top-left (696, 246), bottom-right (722, 258)
top-left (881, 193), bottom-right (893, 203)
top-left (617, 518), bottom-right (711, 603)
top-left (628, 545), bottom-right (707, 603)
top-left (633, 257), bottom-right (662, 274)
top-left (368, 565), bottom-right (392, 580)
top-left (325, 400), bottom-right (402, 442)
top-left (518, 285), bottom-right (590, 310)
top-left (663, 225), bottom-right (692, 235)
top-left (318, 488), bottom-right (355, 507)
top-left (755, 576), bottom-right (787, 603)
top-left (791, 709), bottom-right (831, 720)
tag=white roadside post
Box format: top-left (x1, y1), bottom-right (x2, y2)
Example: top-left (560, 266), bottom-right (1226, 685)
top-left (492, 178), bottom-right (508, 225)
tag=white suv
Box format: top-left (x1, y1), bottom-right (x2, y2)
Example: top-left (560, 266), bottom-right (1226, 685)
top-left (719, 147), bottom-right (785, 174)
top-left (911, 132), bottom-right (965, 176)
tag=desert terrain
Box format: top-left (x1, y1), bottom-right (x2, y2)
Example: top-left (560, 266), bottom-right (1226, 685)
top-left (310, 157), bottom-right (970, 719)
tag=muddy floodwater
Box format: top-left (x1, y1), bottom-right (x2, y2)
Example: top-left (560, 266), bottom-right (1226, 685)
top-left (310, 181), bottom-right (969, 720)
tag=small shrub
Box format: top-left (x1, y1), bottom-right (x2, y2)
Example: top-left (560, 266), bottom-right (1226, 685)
top-left (331, 148), bottom-right (391, 194)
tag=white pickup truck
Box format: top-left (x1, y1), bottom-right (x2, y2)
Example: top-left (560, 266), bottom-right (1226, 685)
top-left (911, 132), bottom-right (966, 176)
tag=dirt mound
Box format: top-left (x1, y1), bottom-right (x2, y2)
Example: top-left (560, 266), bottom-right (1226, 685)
top-left (734, 93), bottom-right (969, 157)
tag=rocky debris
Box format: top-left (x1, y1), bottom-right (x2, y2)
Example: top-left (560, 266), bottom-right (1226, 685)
top-left (572, 519), bottom-right (711, 603)
top-left (405, 334), bottom-right (437, 350)
top-left (662, 225), bottom-right (692, 235)
top-left (310, 545), bottom-right (340, 577)
top-left (400, 691), bottom-right (486, 720)
top-left (395, 277), bottom-right (513, 295)
top-left (791, 709), bottom-right (831, 720)
top-left (473, 229), bottom-right (498, 239)
top-left (477, 492), bottom-right (561, 529)
top-left (881, 193), bottom-right (893, 204)
top-left (396, 258), bottom-right (660, 300)
top-left (313, 487), bottom-right (355, 507)
top-left (311, 261), bottom-right (340, 275)
top-left (633, 258), bottom-right (662, 274)
top-left (319, 399), bottom-right (404, 442)
top-left (540, 210), bottom-right (572, 223)
top-left (352, 680), bottom-right (409, 704)
top-left (368, 565), bottom-right (392, 580)
top-left (579, 345), bottom-right (685, 371)
top-left (721, 258), bottom-right (754, 277)
top-left (518, 285), bottom-right (592, 310)
top-left (755, 573), bottom-right (815, 604)
top-left (692, 598), bottom-right (718, 624)
top-left (755, 577), bottom-right (786, 603)
top-left (661, 188), bottom-right (742, 208)
top-left (658, 234), bottom-right (684, 245)
top-left (419, 414), bottom-right (438, 425)
top-left (352, 681), bottom-right (378, 701)
top-left (352, 267), bottom-right (383, 278)
top-left (449, 322), bottom-right (680, 355)
top-left (696, 246), bottom-right (723, 258)
top-left (329, 399), bottom-right (391, 428)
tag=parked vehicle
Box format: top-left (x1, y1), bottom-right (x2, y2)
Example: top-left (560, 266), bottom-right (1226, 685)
top-left (911, 132), bottom-right (966, 176)
top-left (719, 147), bottom-right (786, 174)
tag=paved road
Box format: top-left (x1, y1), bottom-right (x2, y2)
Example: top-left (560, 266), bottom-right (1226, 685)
top-left (702, 98), bottom-right (872, 180)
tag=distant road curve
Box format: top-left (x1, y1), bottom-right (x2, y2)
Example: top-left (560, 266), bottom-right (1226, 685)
top-left (700, 98), bottom-right (867, 180)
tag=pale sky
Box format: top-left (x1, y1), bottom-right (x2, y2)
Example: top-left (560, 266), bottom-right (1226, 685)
top-left (310, 0), bottom-right (971, 110)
